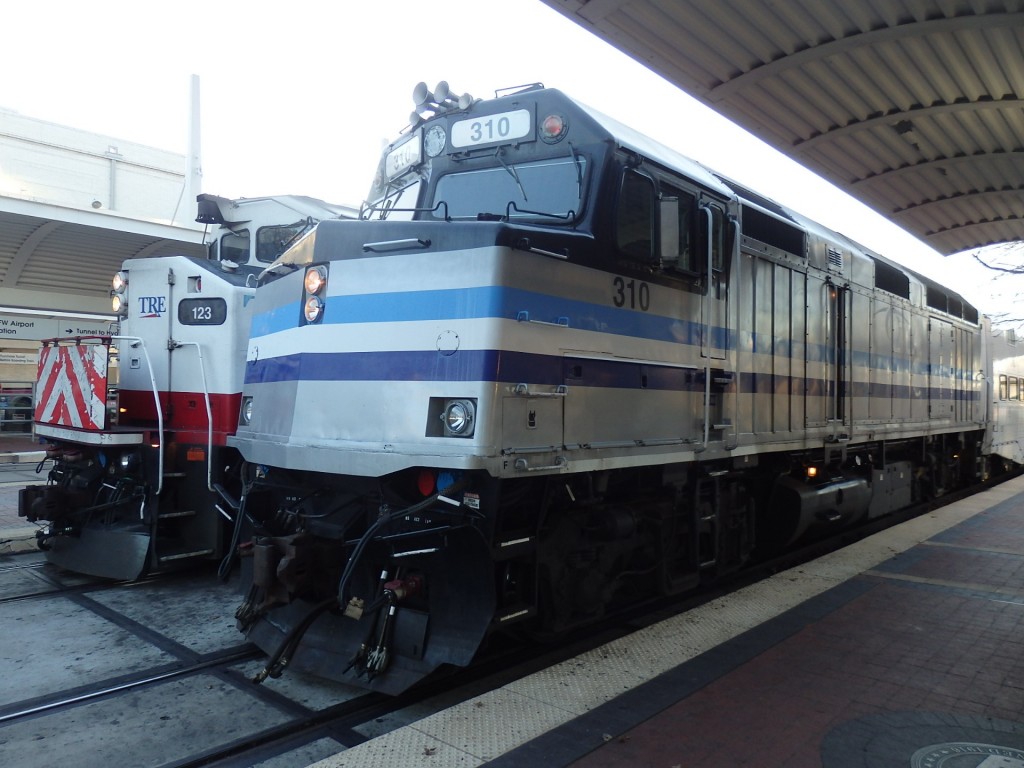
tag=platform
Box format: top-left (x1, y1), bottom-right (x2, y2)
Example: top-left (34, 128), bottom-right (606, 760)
top-left (308, 475), bottom-right (1024, 767)
top-left (0, 434), bottom-right (50, 555)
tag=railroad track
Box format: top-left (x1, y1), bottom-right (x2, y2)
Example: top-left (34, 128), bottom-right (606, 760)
top-left (0, 554), bottom-right (165, 606)
top-left (0, 645), bottom-right (264, 726)
top-left (0, 472), bottom-right (1015, 768)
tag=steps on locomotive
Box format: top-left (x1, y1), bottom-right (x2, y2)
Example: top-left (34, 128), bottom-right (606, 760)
top-left (150, 463), bottom-right (222, 569)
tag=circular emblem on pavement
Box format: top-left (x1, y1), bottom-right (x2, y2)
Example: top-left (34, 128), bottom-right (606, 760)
top-left (911, 742), bottom-right (1024, 767)
top-left (822, 712), bottom-right (1024, 767)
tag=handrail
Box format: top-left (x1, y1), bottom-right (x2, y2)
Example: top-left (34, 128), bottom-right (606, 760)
top-left (701, 205), bottom-right (713, 449)
top-left (171, 341), bottom-right (214, 492)
top-left (113, 336), bottom-right (165, 495)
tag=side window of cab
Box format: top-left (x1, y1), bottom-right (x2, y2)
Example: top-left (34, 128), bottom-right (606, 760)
top-left (615, 169), bottom-right (656, 263)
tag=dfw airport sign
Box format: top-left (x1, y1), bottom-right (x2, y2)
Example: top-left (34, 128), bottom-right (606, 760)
top-left (0, 313), bottom-right (115, 341)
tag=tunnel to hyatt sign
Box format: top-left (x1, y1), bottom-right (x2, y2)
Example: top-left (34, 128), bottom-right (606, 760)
top-left (0, 313), bottom-right (113, 341)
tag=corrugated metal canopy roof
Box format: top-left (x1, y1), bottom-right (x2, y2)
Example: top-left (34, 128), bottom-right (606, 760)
top-left (0, 198), bottom-right (203, 314)
top-left (541, 0), bottom-right (1024, 256)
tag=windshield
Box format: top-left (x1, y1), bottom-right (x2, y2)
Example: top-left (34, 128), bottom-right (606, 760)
top-left (431, 156), bottom-right (585, 221)
top-left (363, 179), bottom-right (421, 221)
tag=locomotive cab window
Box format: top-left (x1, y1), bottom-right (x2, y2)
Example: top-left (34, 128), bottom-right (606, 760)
top-left (257, 223), bottom-right (310, 263)
top-left (371, 179), bottom-right (421, 221)
top-left (616, 169), bottom-right (655, 262)
top-left (220, 229), bottom-right (249, 264)
top-left (431, 156), bottom-right (585, 221)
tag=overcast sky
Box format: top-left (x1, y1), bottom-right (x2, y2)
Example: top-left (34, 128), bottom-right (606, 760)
top-left (1, 0), bottom-right (1015, 315)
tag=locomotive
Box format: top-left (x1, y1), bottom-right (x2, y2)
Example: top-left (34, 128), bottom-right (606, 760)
top-left (19, 194), bottom-right (356, 580)
top-left (228, 82), bottom-right (1024, 694)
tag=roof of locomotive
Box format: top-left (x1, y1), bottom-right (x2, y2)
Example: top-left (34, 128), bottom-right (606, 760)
top-left (571, 97), bottom-right (733, 199)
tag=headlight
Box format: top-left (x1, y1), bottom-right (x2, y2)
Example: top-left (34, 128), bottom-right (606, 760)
top-left (111, 271), bottom-right (129, 317)
top-left (441, 399), bottom-right (475, 437)
top-left (424, 124), bottom-right (447, 157)
top-left (304, 296), bottom-right (324, 324)
top-left (304, 266), bottom-right (327, 295)
top-left (239, 396), bottom-right (254, 426)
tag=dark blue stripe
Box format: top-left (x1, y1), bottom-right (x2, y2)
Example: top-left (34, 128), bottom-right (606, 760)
top-left (245, 349), bottom-right (981, 402)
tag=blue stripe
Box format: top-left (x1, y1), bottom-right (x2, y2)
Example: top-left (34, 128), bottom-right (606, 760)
top-left (250, 288), bottom-right (972, 383)
top-left (250, 286), bottom-right (720, 348)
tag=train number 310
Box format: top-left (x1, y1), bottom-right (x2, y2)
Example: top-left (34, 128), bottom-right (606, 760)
top-left (612, 276), bottom-right (650, 311)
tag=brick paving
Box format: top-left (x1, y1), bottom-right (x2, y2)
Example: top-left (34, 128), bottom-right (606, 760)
top-left (482, 489), bottom-right (1024, 768)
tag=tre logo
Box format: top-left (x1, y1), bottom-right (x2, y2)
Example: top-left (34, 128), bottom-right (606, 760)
top-left (138, 296), bottom-right (166, 316)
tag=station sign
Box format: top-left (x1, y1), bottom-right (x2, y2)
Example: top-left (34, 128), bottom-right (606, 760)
top-left (57, 321), bottom-right (116, 337)
top-left (0, 313), bottom-right (115, 341)
top-left (0, 314), bottom-right (58, 341)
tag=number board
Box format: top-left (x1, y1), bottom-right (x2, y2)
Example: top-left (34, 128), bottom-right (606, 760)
top-left (386, 133), bottom-right (422, 178)
top-left (178, 298), bottom-right (227, 326)
top-left (450, 108), bottom-right (534, 149)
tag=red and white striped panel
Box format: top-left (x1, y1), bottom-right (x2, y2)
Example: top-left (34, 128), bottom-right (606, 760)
top-left (34, 344), bottom-right (109, 430)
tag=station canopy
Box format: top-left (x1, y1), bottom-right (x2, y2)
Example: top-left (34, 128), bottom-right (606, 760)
top-left (542, 0), bottom-right (1024, 256)
top-left (0, 197), bottom-right (203, 315)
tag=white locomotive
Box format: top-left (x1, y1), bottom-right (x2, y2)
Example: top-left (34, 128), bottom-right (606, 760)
top-left (20, 194), bottom-right (356, 579)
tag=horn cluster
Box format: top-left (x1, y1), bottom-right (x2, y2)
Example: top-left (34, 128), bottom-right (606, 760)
top-left (410, 81), bottom-right (474, 127)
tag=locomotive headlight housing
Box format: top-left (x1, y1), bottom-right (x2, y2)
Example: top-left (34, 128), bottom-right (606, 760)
top-left (239, 396), bottom-right (254, 426)
top-left (441, 399), bottom-right (475, 437)
top-left (424, 124), bottom-right (446, 157)
top-left (304, 266), bottom-right (327, 295)
top-left (301, 264), bottom-right (328, 325)
top-left (304, 296), bottom-right (324, 324)
top-left (111, 271), bottom-right (129, 317)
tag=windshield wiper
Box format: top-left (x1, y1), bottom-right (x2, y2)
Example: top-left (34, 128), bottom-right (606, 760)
top-left (494, 148), bottom-right (527, 202)
top-left (569, 142), bottom-right (583, 198)
top-left (273, 217), bottom-right (315, 257)
top-left (257, 261), bottom-right (301, 282)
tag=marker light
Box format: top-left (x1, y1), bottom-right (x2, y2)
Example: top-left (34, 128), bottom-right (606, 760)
top-left (540, 114), bottom-right (568, 143)
top-left (304, 266), bottom-right (327, 295)
top-left (304, 296), bottom-right (324, 323)
top-left (417, 469), bottom-right (436, 496)
top-left (806, 466), bottom-right (818, 479)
